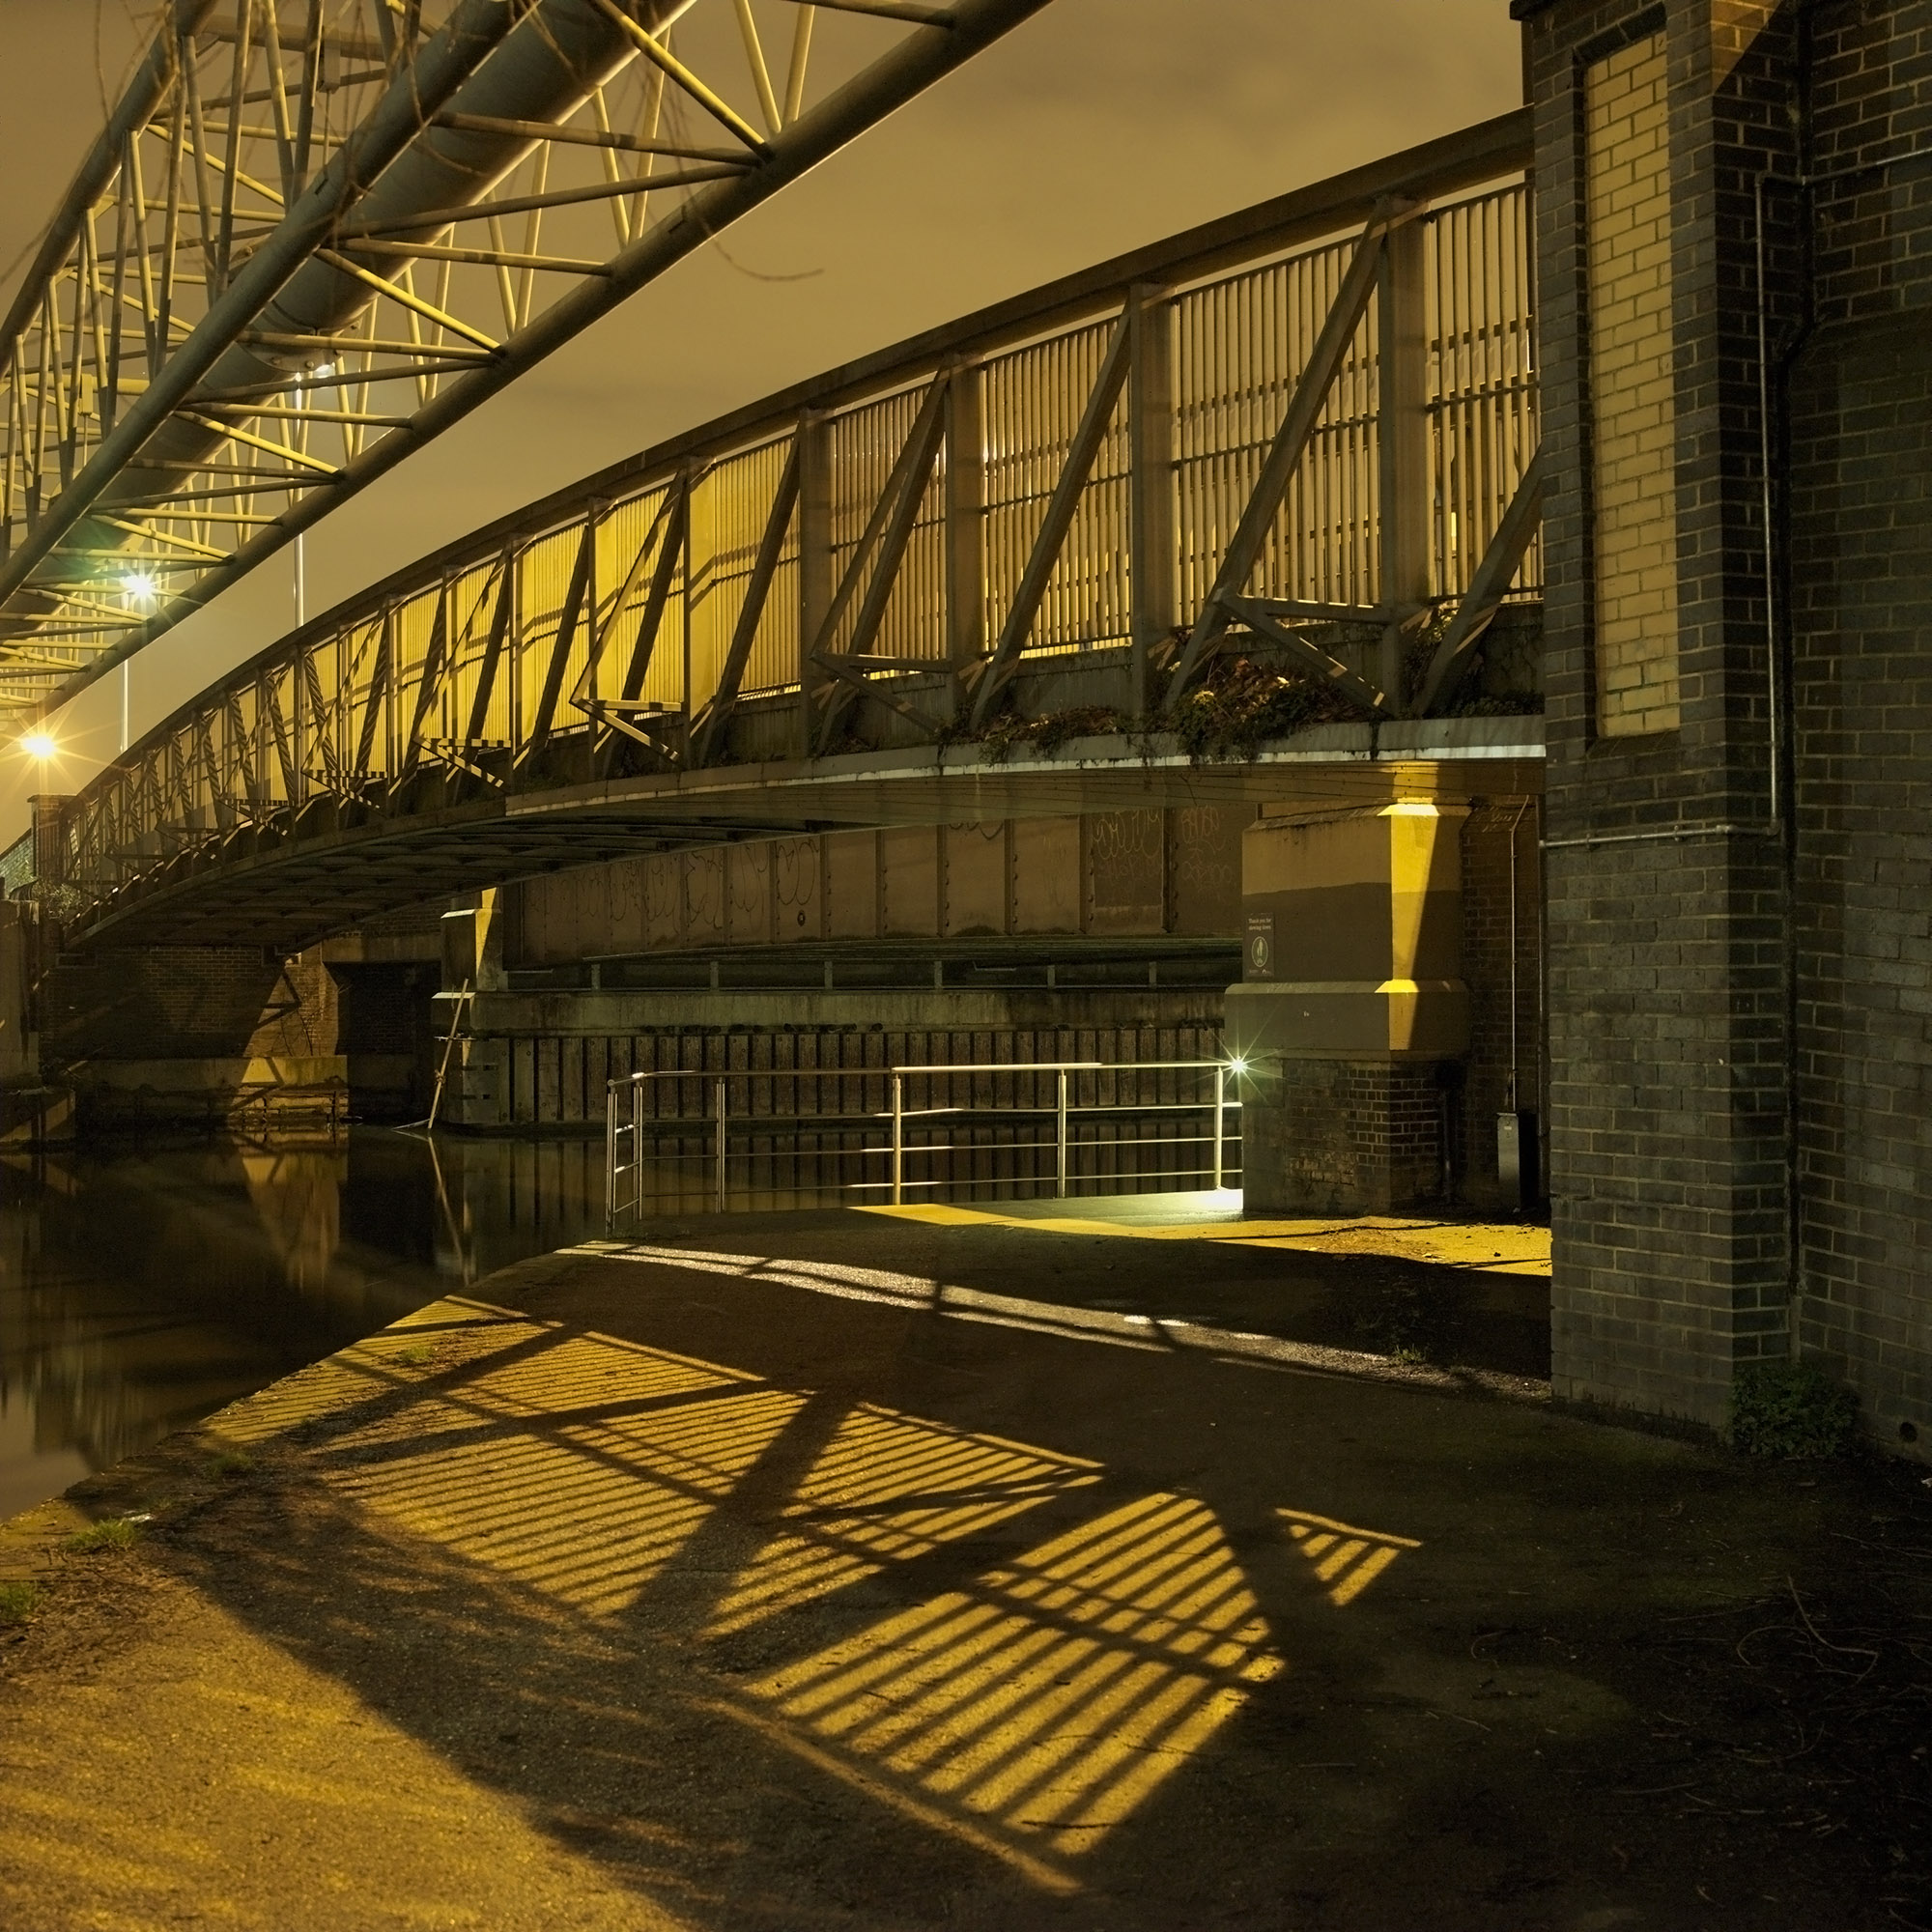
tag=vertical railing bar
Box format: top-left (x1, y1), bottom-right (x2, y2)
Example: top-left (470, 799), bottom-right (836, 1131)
top-left (1213, 1064), bottom-right (1225, 1193)
top-left (1056, 1068), bottom-right (1068, 1199)
top-left (715, 1075), bottom-right (727, 1213)
top-left (605, 1078), bottom-right (617, 1226)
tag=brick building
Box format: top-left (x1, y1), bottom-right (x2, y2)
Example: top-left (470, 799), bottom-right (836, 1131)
top-left (1519, 0), bottom-right (1932, 1453)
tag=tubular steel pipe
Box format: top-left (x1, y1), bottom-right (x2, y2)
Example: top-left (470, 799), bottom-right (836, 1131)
top-left (1055, 1068), bottom-right (1068, 1198)
top-left (3, 0), bottom-right (697, 644)
top-left (605, 1077), bottom-right (618, 1226)
top-left (891, 1073), bottom-right (903, 1207)
top-left (714, 1075), bottom-right (726, 1212)
top-left (23, 0), bottom-right (1058, 723)
top-left (0, 0), bottom-right (223, 379)
top-left (1212, 1065), bottom-right (1225, 1191)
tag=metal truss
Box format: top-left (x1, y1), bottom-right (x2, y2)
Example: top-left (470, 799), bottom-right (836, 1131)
top-left (25, 110), bottom-right (1541, 946)
top-left (0, 0), bottom-right (1051, 720)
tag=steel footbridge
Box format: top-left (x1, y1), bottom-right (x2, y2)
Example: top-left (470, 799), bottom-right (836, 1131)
top-left (4, 49), bottom-right (1542, 952)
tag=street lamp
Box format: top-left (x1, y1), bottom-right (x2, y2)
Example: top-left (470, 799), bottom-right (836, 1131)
top-left (20, 731), bottom-right (56, 761)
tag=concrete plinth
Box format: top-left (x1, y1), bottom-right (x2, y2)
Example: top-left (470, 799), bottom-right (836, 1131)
top-left (1229, 801), bottom-right (1469, 1214)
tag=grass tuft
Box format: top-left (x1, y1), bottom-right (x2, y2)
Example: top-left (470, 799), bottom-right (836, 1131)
top-left (204, 1451), bottom-right (254, 1479)
top-left (0, 1578), bottom-right (43, 1626)
top-left (393, 1343), bottom-right (435, 1369)
top-left (62, 1517), bottom-right (142, 1555)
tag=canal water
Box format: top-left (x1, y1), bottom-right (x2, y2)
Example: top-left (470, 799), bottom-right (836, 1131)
top-left (0, 1109), bottom-right (1238, 1523)
top-left (0, 1132), bottom-right (611, 1522)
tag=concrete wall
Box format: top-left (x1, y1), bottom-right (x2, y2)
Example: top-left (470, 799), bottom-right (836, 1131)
top-left (1229, 795), bottom-right (1544, 1216)
top-left (37, 920), bottom-right (440, 1131)
top-left (444, 984), bottom-right (1226, 1134)
top-left (505, 808), bottom-right (1249, 964)
top-left (0, 900), bottom-right (35, 1087)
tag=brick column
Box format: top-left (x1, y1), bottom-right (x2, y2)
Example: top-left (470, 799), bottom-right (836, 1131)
top-left (1519, 0), bottom-right (1800, 1427)
top-left (1228, 800), bottom-right (1470, 1213)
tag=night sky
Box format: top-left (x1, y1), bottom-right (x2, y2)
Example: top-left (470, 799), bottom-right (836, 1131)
top-left (0, 0), bottom-right (1520, 840)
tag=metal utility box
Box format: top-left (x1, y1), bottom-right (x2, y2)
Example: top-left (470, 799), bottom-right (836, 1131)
top-left (1496, 1111), bottom-right (1539, 1212)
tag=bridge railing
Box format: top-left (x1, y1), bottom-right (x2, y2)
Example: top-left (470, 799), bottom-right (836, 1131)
top-left (48, 112), bottom-right (1536, 904)
top-left (606, 1058), bottom-right (1242, 1222)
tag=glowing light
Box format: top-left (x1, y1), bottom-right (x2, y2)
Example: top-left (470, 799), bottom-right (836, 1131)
top-left (20, 731), bottom-right (57, 761)
top-left (310, 360), bottom-right (335, 381)
top-left (119, 570), bottom-right (158, 604)
top-left (1227, 1057), bottom-right (1249, 1076)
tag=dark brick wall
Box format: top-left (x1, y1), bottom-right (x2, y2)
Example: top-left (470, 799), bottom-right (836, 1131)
top-left (1789, 6), bottom-right (1932, 1446)
top-left (1523, 0), bottom-right (1800, 1426)
top-left (332, 963), bottom-right (435, 1058)
top-left (1808, 1), bottom-right (1932, 325)
top-left (1243, 1060), bottom-right (1454, 1215)
top-left (41, 947), bottom-right (339, 1065)
top-left (1522, 0), bottom-right (1932, 1444)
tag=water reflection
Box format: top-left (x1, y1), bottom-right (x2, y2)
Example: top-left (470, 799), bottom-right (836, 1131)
top-left (0, 1133), bottom-right (550, 1521)
top-left (0, 1122), bottom-right (1239, 1525)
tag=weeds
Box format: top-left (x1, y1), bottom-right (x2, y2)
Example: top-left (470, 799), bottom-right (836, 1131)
top-left (977, 704), bottom-right (1124, 764)
top-left (0, 1578), bottom-right (42, 1626)
top-left (204, 1450), bottom-right (254, 1478)
top-left (394, 1343), bottom-right (435, 1369)
top-left (1169, 657), bottom-right (1356, 760)
top-left (62, 1518), bottom-right (141, 1556)
top-left (1728, 1360), bottom-right (1861, 1459)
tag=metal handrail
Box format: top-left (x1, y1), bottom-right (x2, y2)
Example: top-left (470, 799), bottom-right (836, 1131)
top-left (605, 1058), bottom-right (1241, 1223)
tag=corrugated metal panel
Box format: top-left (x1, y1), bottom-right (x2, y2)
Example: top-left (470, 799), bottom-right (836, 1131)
top-left (983, 320), bottom-right (1130, 657)
top-left (1175, 239), bottom-right (1381, 616)
top-left (1425, 185), bottom-right (1539, 600)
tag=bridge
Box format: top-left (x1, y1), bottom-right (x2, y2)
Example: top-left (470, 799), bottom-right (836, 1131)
top-left (0, 0), bottom-right (1053, 722)
top-left (16, 110), bottom-right (1541, 951)
top-left (10, 0), bottom-right (1931, 1466)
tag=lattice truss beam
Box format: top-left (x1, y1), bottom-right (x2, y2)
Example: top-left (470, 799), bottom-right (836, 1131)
top-left (40, 118), bottom-right (1544, 922)
top-left (0, 0), bottom-right (1049, 720)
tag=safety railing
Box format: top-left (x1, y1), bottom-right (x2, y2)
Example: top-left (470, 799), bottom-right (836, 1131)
top-left (605, 1059), bottom-right (1241, 1224)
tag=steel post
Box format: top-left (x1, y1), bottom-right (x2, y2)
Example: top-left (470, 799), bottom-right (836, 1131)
top-left (1213, 1065), bottom-right (1225, 1192)
top-left (892, 1073), bottom-right (904, 1207)
top-left (1056, 1069), bottom-right (1069, 1199)
top-left (605, 1077), bottom-right (617, 1226)
top-left (715, 1075), bottom-right (727, 1213)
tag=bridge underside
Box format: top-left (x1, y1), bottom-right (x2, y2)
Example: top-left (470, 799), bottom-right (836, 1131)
top-left (66, 720), bottom-right (1542, 952)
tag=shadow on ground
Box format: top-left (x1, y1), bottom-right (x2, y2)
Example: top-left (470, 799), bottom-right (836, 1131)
top-left (1, 1212), bottom-right (1927, 1931)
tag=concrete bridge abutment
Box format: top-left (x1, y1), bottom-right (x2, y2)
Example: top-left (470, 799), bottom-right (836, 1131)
top-left (32, 920), bottom-right (441, 1136)
top-left (1230, 800), bottom-right (1475, 1215)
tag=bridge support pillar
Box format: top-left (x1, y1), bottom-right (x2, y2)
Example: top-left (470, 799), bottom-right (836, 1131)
top-left (1524, 0), bottom-right (1814, 1434)
top-left (40, 946), bottom-right (350, 1135)
top-left (1227, 800), bottom-right (1469, 1214)
top-left (439, 891), bottom-right (511, 1128)
top-left (0, 900), bottom-right (37, 1088)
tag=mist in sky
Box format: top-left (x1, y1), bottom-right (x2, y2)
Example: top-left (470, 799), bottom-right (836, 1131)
top-left (0, 0), bottom-right (1520, 839)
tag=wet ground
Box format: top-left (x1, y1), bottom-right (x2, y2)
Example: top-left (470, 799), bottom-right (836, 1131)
top-left (1, 1201), bottom-right (1927, 1930)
